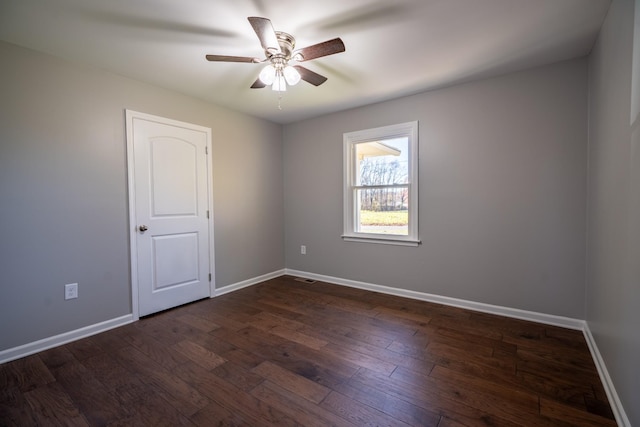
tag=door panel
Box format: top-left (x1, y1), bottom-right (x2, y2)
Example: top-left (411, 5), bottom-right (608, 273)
top-left (150, 137), bottom-right (198, 216)
top-left (127, 111), bottom-right (212, 317)
top-left (152, 233), bottom-right (199, 290)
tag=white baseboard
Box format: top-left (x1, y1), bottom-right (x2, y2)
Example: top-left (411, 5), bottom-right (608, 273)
top-left (0, 314), bottom-right (134, 364)
top-left (285, 269), bottom-right (585, 330)
top-left (583, 324), bottom-right (631, 427)
top-left (213, 269), bottom-right (286, 297)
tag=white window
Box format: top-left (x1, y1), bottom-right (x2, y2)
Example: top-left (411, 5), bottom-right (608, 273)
top-left (343, 121), bottom-right (419, 246)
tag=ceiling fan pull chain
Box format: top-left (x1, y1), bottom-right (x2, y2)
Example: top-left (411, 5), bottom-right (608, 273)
top-left (278, 93), bottom-right (283, 110)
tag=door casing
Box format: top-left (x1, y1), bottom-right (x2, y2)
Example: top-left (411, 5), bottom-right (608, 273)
top-left (125, 110), bottom-right (215, 320)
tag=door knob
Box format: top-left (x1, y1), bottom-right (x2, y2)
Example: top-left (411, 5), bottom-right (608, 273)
top-left (138, 225), bottom-right (148, 232)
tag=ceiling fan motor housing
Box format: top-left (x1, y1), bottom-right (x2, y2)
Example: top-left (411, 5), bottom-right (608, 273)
top-left (271, 31), bottom-right (296, 61)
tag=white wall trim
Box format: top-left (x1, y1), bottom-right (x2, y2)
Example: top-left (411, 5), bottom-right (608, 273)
top-left (285, 269), bottom-right (585, 330)
top-left (125, 109), bottom-right (141, 320)
top-left (213, 269), bottom-right (287, 297)
top-left (0, 314), bottom-right (134, 365)
top-left (583, 323), bottom-right (631, 427)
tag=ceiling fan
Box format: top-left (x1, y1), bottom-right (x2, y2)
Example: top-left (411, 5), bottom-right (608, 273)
top-left (206, 17), bottom-right (345, 92)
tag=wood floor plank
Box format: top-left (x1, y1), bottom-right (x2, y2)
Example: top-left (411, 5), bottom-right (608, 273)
top-left (357, 367), bottom-right (521, 427)
top-left (429, 365), bottom-right (541, 415)
top-left (333, 379), bottom-right (441, 426)
top-left (109, 380), bottom-right (196, 427)
top-left (175, 313), bottom-right (221, 333)
top-left (22, 382), bottom-right (89, 426)
top-left (426, 340), bottom-right (517, 373)
top-left (218, 347), bottom-right (264, 370)
top-left (517, 370), bottom-right (593, 410)
top-left (212, 326), bottom-right (354, 388)
top-left (0, 386), bottom-right (40, 426)
top-left (435, 325), bottom-right (518, 355)
top-left (322, 342), bottom-right (397, 375)
top-left (80, 352), bottom-right (137, 391)
top-left (436, 417), bottom-right (470, 427)
top-left (251, 380), bottom-right (357, 427)
top-left (516, 346), bottom-right (598, 372)
top-left (269, 325), bottom-right (329, 350)
top-left (189, 399), bottom-right (253, 427)
top-left (38, 346), bottom-right (77, 371)
top-left (516, 358), bottom-right (602, 387)
top-left (298, 322), bottom-right (435, 376)
top-left (297, 318), bottom-right (396, 350)
top-left (278, 340), bottom-right (361, 381)
top-left (122, 331), bottom-right (191, 369)
top-left (374, 305), bottom-right (433, 326)
top-left (64, 337), bottom-right (104, 361)
top-left (211, 361), bottom-right (264, 392)
top-left (252, 361), bottom-right (331, 404)
top-left (171, 340), bottom-right (226, 370)
top-left (540, 397), bottom-right (617, 427)
top-left (0, 276), bottom-right (615, 426)
top-left (114, 346), bottom-right (209, 418)
top-left (86, 324), bottom-right (132, 354)
top-left (344, 326), bottom-right (395, 348)
top-left (321, 390), bottom-right (413, 427)
top-left (51, 357), bottom-right (132, 425)
top-left (0, 355), bottom-right (55, 392)
top-left (197, 310), bottom-right (248, 331)
top-left (248, 311), bottom-right (306, 331)
top-left (428, 316), bottom-right (504, 340)
top-left (174, 360), bottom-right (297, 426)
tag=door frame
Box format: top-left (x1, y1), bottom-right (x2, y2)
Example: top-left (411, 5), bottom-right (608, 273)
top-left (125, 110), bottom-right (216, 320)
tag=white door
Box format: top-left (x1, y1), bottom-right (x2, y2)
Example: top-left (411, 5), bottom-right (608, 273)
top-left (126, 110), bottom-right (213, 317)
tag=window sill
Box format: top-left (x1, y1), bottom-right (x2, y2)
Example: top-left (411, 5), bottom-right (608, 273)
top-left (341, 235), bottom-right (421, 247)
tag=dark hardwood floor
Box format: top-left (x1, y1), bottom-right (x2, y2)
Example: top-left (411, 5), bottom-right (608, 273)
top-left (1, 276), bottom-right (616, 426)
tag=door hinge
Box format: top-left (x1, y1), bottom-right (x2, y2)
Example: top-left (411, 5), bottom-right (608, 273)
top-left (208, 273), bottom-right (212, 281)
top-left (206, 210), bottom-right (210, 219)
top-left (205, 146), bottom-right (208, 155)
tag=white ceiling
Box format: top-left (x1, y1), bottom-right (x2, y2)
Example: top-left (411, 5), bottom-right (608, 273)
top-left (0, 0), bottom-right (611, 124)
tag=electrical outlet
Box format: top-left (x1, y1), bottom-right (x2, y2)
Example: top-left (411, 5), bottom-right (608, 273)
top-left (301, 245), bottom-right (306, 255)
top-left (65, 283), bottom-right (78, 300)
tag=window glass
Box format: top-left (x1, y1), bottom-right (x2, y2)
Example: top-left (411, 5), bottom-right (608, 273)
top-left (343, 122), bottom-right (419, 246)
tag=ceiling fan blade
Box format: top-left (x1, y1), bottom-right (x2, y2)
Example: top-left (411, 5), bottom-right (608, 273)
top-left (294, 38), bottom-right (345, 62)
top-left (206, 54), bottom-right (259, 63)
top-left (248, 17), bottom-right (281, 54)
top-left (250, 78), bottom-right (267, 89)
top-left (293, 66), bottom-right (328, 86)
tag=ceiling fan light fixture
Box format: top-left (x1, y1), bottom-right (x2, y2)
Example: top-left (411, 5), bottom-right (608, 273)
top-left (283, 66), bottom-right (301, 86)
top-left (206, 16), bottom-right (345, 101)
top-left (259, 64), bottom-right (276, 85)
top-left (272, 74), bottom-right (287, 92)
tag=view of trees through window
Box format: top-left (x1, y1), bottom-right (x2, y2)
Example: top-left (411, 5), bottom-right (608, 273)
top-left (355, 137), bottom-right (409, 235)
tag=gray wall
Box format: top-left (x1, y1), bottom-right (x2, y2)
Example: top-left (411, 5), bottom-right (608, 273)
top-left (0, 41), bottom-right (284, 351)
top-left (284, 59), bottom-right (588, 318)
top-left (587, 0), bottom-right (640, 424)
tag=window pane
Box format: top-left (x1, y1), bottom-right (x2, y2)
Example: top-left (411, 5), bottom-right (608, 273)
top-left (356, 187), bottom-right (408, 235)
top-left (355, 138), bottom-right (408, 186)
top-left (343, 121), bottom-right (418, 245)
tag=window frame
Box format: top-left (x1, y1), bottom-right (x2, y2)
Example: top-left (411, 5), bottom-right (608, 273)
top-left (342, 121), bottom-right (420, 246)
